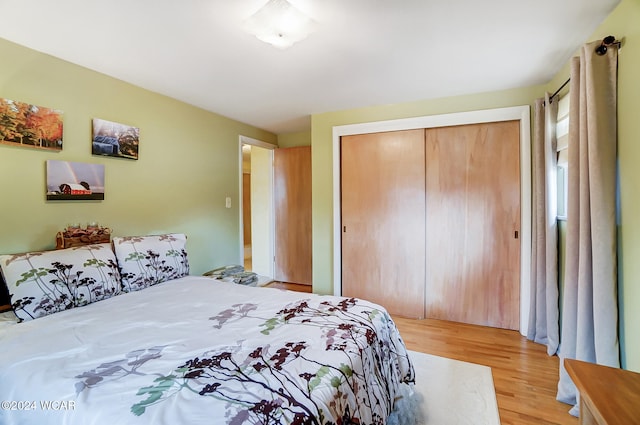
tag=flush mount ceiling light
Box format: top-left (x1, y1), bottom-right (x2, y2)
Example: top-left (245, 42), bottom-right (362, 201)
top-left (242, 0), bottom-right (317, 49)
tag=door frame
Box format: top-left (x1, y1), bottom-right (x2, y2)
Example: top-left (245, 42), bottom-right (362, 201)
top-left (332, 106), bottom-right (531, 335)
top-left (238, 135), bottom-right (277, 278)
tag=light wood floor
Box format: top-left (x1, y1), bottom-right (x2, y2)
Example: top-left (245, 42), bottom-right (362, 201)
top-left (392, 317), bottom-right (577, 425)
top-left (267, 281), bottom-right (576, 425)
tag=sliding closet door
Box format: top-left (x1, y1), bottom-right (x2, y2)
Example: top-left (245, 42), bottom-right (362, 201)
top-left (424, 121), bottom-right (520, 330)
top-left (274, 146), bottom-right (312, 285)
top-left (341, 130), bottom-right (426, 318)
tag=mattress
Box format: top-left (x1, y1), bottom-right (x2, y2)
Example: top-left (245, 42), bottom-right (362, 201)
top-left (0, 276), bottom-right (414, 424)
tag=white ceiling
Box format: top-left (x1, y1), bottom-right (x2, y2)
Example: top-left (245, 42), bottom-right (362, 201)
top-left (0, 0), bottom-right (620, 134)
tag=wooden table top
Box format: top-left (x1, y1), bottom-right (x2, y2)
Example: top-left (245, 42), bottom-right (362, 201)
top-left (565, 358), bottom-right (640, 425)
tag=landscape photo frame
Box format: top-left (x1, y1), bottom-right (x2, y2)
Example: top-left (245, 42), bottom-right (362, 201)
top-left (92, 118), bottom-right (139, 160)
top-left (46, 160), bottom-right (105, 201)
top-left (0, 97), bottom-right (63, 151)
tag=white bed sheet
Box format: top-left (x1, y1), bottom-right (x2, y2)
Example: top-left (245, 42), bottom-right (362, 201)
top-left (0, 276), bottom-right (413, 424)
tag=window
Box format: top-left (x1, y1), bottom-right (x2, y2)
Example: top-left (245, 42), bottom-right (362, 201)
top-left (556, 94), bottom-right (569, 220)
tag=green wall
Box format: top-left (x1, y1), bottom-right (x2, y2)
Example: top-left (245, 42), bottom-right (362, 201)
top-left (277, 130), bottom-right (311, 148)
top-left (0, 37), bottom-right (276, 275)
top-left (310, 0), bottom-right (640, 372)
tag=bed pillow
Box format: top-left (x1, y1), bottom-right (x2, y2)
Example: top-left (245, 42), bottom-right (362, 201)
top-left (0, 243), bottom-right (122, 322)
top-left (112, 233), bottom-right (189, 292)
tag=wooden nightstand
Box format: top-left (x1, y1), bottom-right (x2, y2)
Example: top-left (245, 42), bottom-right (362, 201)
top-left (565, 358), bottom-right (640, 425)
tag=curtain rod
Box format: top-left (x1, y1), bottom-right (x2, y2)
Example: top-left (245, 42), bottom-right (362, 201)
top-left (595, 35), bottom-right (621, 56)
top-left (547, 35), bottom-right (620, 104)
top-left (549, 78), bottom-right (570, 103)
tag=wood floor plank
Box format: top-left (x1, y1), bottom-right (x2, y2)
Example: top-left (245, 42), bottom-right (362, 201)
top-left (392, 317), bottom-right (578, 425)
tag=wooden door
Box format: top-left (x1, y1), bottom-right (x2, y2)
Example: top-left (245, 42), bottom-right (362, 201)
top-left (424, 121), bottom-right (520, 329)
top-left (274, 146), bottom-right (312, 285)
top-left (341, 129), bottom-right (426, 318)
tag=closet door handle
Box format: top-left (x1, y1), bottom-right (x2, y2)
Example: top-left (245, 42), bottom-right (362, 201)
top-left (514, 230), bottom-right (519, 239)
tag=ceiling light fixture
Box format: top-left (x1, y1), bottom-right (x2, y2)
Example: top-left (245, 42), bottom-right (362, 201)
top-left (242, 0), bottom-right (317, 49)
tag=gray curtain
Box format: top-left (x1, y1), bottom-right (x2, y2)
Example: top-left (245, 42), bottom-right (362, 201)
top-left (556, 40), bottom-right (620, 416)
top-left (528, 93), bottom-right (560, 355)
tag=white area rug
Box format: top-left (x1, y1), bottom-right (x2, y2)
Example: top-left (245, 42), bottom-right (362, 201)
top-left (388, 350), bottom-right (501, 425)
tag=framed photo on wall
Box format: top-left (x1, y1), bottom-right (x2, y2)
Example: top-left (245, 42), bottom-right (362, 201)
top-left (0, 97), bottom-right (63, 151)
top-left (46, 160), bottom-right (105, 201)
top-left (92, 118), bottom-right (139, 160)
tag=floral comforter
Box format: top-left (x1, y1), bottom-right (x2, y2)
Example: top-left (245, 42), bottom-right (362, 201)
top-left (0, 276), bottom-right (414, 424)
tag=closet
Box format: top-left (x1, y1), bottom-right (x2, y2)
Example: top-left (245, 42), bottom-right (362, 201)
top-left (341, 121), bottom-right (521, 330)
top-left (341, 129), bottom-right (426, 318)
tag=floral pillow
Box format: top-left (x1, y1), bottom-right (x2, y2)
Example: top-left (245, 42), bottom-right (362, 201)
top-left (112, 233), bottom-right (189, 292)
top-left (0, 243), bottom-right (122, 322)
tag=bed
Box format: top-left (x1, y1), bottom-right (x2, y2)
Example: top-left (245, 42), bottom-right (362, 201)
top-left (0, 233), bottom-right (414, 425)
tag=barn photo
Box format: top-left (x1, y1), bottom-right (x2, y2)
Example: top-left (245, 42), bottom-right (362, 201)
top-left (45, 160), bottom-right (105, 200)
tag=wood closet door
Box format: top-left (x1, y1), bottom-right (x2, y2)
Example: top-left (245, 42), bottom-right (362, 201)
top-left (341, 130), bottom-right (426, 319)
top-left (424, 121), bottom-right (520, 330)
top-left (274, 146), bottom-right (312, 285)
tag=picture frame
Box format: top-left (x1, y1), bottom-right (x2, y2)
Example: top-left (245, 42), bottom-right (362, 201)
top-left (92, 118), bottom-right (139, 160)
top-left (46, 160), bottom-right (105, 201)
top-left (0, 97), bottom-right (63, 151)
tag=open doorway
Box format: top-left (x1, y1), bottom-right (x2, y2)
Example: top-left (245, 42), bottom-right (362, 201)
top-left (239, 136), bottom-right (276, 283)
